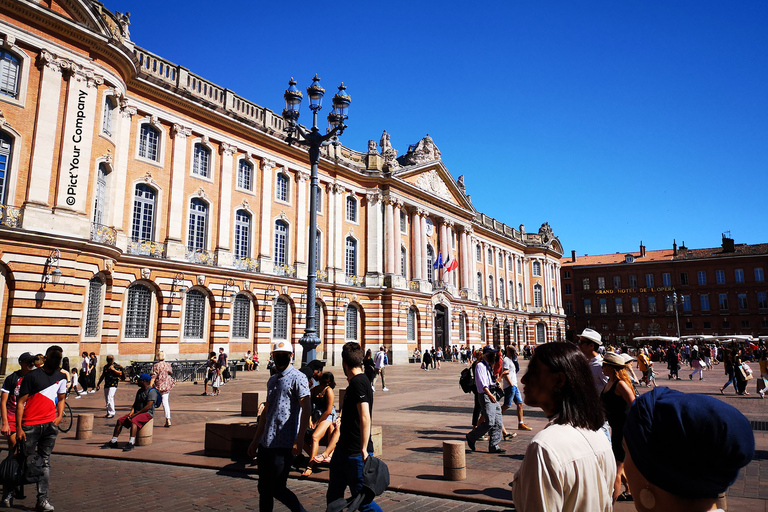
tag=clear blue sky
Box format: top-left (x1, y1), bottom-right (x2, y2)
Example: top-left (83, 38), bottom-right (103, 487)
top-left (107, 0), bottom-right (768, 256)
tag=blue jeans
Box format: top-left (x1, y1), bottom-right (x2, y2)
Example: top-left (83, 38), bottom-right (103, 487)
top-left (327, 451), bottom-right (382, 512)
top-left (22, 422), bottom-right (58, 503)
top-left (257, 446), bottom-right (304, 512)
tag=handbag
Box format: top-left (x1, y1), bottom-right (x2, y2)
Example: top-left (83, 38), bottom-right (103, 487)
top-left (19, 443), bottom-right (44, 485)
top-left (490, 385), bottom-right (504, 402)
top-left (0, 446), bottom-right (21, 487)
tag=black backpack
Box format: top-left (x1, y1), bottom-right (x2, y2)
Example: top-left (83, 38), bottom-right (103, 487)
top-left (459, 368), bottom-right (474, 393)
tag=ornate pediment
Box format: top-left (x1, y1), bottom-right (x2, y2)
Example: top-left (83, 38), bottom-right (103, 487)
top-left (414, 170), bottom-right (452, 201)
top-left (400, 135), bottom-right (441, 166)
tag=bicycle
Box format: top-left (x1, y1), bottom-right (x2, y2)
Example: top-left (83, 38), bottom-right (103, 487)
top-left (58, 402), bottom-right (73, 433)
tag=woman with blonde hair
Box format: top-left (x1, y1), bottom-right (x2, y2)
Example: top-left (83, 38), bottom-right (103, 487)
top-left (150, 351), bottom-right (175, 427)
top-left (601, 352), bottom-right (637, 502)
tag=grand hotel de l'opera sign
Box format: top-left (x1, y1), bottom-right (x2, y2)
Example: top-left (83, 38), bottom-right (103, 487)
top-left (0, 0), bottom-right (565, 370)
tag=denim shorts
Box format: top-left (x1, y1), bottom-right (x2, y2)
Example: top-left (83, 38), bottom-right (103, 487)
top-left (503, 385), bottom-right (523, 407)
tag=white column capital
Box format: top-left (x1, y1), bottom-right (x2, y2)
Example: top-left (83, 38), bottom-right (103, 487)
top-left (297, 171), bottom-right (310, 182)
top-left (220, 142), bottom-right (237, 156)
top-left (365, 191), bottom-right (382, 205)
top-left (171, 124), bottom-right (192, 139)
top-left (262, 158), bottom-right (277, 172)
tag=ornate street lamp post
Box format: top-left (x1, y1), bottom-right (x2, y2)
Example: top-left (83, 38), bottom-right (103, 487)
top-left (282, 75), bottom-right (350, 363)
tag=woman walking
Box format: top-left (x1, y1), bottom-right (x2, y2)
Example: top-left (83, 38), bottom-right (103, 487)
top-left (150, 351), bottom-right (175, 427)
top-left (601, 352), bottom-right (637, 502)
top-left (720, 347), bottom-right (739, 395)
top-left (513, 342), bottom-right (615, 511)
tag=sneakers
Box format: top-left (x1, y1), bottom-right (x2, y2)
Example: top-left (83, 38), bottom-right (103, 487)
top-left (122, 443), bottom-right (135, 452)
top-left (88, 390), bottom-right (96, 393)
top-left (101, 441), bottom-right (118, 449)
top-left (74, 394), bottom-right (82, 399)
top-left (2, 493), bottom-right (12, 508)
top-left (518, 423), bottom-right (532, 431)
top-left (35, 499), bottom-right (54, 511)
top-left (382, 387), bottom-right (389, 392)
top-left (503, 433), bottom-right (517, 440)
top-left (489, 446), bottom-right (507, 454)
top-left (465, 434), bottom-right (476, 452)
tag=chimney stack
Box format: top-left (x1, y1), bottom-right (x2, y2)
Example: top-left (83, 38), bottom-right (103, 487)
top-left (722, 233), bottom-right (735, 253)
top-left (639, 241), bottom-right (646, 258)
top-left (571, 250), bottom-right (576, 263)
top-left (673, 239), bottom-right (678, 257)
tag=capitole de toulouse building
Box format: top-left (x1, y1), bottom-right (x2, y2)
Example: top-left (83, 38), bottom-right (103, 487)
top-left (0, 0), bottom-right (565, 371)
top-left (561, 237), bottom-right (768, 346)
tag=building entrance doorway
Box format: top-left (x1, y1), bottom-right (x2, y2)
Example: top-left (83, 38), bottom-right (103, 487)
top-left (434, 304), bottom-right (448, 349)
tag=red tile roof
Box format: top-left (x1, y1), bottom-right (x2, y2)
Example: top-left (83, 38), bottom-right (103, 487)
top-left (561, 243), bottom-right (768, 267)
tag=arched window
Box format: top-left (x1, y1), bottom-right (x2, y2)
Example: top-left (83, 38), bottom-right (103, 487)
top-left (84, 276), bottom-right (103, 338)
top-left (480, 317), bottom-right (486, 342)
top-left (536, 322), bottom-right (546, 344)
top-left (184, 289), bottom-right (206, 339)
top-left (237, 160), bottom-right (253, 190)
top-left (498, 252), bottom-right (503, 267)
top-left (488, 276), bottom-right (494, 303)
top-left (346, 195), bottom-right (357, 222)
top-left (93, 163), bottom-right (108, 225)
top-left (125, 284), bottom-right (152, 339)
top-left (518, 283), bottom-right (523, 305)
top-left (131, 184), bottom-right (156, 241)
top-left (187, 199), bottom-right (208, 252)
top-left (276, 173), bottom-right (289, 202)
top-left (514, 321), bottom-right (519, 345)
top-left (273, 298), bottom-right (288, 339)
top-left (192, 143), bottom-right (211, 177)
top-left (426, 245), bottom-right (434, 283)
top-left (0, 51), bottom-right (20, 98)
top-left (400, 247), bottom-right (407, 278)
top-left (498, 278), bottom-right (505, 304)
top-left (102, 96), bottom-right (116, 136)
top-left (407, 307), bottom-right (416, 341)
top-left (476, 245), bottom-right (481, 261)
top-left (509, 281), bottom-right (515, 305)
top-left (274, 220), bottom-right (288, 266)
top-left (314, 300), bottom-right (323, 338)
top-left (534, 284), bottom-right (543, 307)
top-left (552, 287), bottom-right (556, 306)
top-left (493, 319), bottom-right (500, 346)
top-left (532, 261), bottom-right (542, 276)
top-left (459, 313), bottom-right (466, 342)
top-left (487, 248), bottom-right (492, 261)
top-left (345, 237), bottom-right (357, 276)
top-left (346, 304), bottom-right (358, 340)
top-left (231, 294), bottom-right (250, 339)
top-left (0, 132), bottom-right (12, 205)
top-left (234, 210), bottom-right (251, 259)
top-left (138, 124), bottom-right (160, 161)
top-left (503, 321), bottom-right (511, 346)
top-left (476, 272), bottom-right (483, 299)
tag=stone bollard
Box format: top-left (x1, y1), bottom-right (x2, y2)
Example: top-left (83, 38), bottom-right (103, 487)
top-left (75, 413), bottom-right (93, 440)
top-left (241, 392), bottom-right (260, 417)
top-left (371, 426), bottom-right (383, 457)
top-left (443, 440), bottom-right (466, 481)
top-left (136, 418), bottom-right (154, 446)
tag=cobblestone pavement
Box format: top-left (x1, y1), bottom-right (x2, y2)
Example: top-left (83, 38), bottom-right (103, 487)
top-left (36, 358), bottom-right (768, 511)
top-left (2, 454), bottom-right (514, 512)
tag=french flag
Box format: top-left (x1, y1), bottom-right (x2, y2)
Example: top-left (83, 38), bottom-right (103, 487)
top-left (444, 255), bottom-right (459, 272)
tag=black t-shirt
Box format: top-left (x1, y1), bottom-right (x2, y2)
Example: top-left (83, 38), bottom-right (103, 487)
top-left (339, 373), bottom-right (374, 454)
top-left (132, 387), bottom-right (158, 417)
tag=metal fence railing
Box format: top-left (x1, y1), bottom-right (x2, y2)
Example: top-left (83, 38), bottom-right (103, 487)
top-left (126, 360), bottom-right (238, 383)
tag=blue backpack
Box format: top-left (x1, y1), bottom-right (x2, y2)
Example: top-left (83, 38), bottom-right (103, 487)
top-left (149, 387), bottom-right (163, 408)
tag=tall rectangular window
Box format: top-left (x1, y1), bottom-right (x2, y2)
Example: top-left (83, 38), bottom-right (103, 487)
top-left (700, 294), bottom-right (710, 311)
top-left (84, 277), bottom-right (103, 337)
top-left (234, 211), bottom-right (251, 259)
top-left (735, 269), bottom-right (745, 283)
top-left (131, 185), bottom-right (155, 241)
top-left (614, 298), bottom-right (623, 314)
top-left (345, 305), bottom-right (358, 340)
top-left (582, 278), bottom-right (590, 291)
top-left (629, 275), bottom-right (637, 289)
top-left (476, 245), bottom-right (482, 261)
top-left (102, 97), bottom-right (115, 136)
top-left (565, 302), bottom-right (573, 315)
top-left (738, 293), bottom-right (748, 310)
top-left (682, 295), bottom-right (691, 311)
top-left (191, 144), bottom-right (210, 177)
top-left (138, 124), bottom-right (159, 161)
top-left (231, 295), bottom-right (250, 339)
top-left (274, 221), bottom-right (287, 266)
top-left (662, 273), bottom-right (671, 286)
top-left (613, 276), bottom-right (621, 289)
top-left (237, 160), bottom-right (253, 191)
top-left (276, 173), bottom-right (289, 202)
top-left (125, 285), bottom-right (151, 339)
top-left (183, 290), bottom-right (205, 339)
top-left (400, 211), bottom-right (406, 232)
top-left (758, 292), bottom-right (768, 309)
top-left (647, 296), bottom-right (656, 313)
top-left (597, 277), bottom-right (605, 290)
top-left (698, 271), bottom-right (707, 285)
top-left (719, 293), bottom-right (728, 310)
top-left (564, 283), bottom-right (572, 295)
top-left (599, 298), bottom-right (607, 314)
top-left (0, 51), bottom-right (20, 98)
top-left (584, 299), bottom-right (592, 314)
top-left (716, 270), bottom-right (725, 284)
top-left (187, 199), bottom-right (208, 252)
top-left (679, 272), bottom-right (688, 285)
top-left (646, 274), bottom-right (654, 287)
top-left (631, 297), bottom-right (640, 314)
top-left (345, 196), bottom-right (357, 222)
top-left (755, 268), bottom-right (765, 283)
top-left (345, 237), bottom-right (357, 276)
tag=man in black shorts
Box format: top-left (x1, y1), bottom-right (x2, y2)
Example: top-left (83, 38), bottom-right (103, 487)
top-left (15, 346), bottom-right (67, 512)
top-left (326, 342), bottom-right (381, 512)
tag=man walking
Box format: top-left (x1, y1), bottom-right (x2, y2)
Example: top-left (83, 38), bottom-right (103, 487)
top-left (501, 346), bottom-right (531, 432)
top-left (102, 373), bottom-right (157, 452)
top-left (217, 347), bottom-right (228, 384)
top-left (466, 346), bottom-right (506, 454)
top-left (95, 355), bottom-right (123, 419)
top-left (15, 345), bottom-right (67, 512)
top-left (577, 328), bottom-right (608, 391)
top-left (248, 341), bottom-right (310, 512)
top-left (373, 346), bottom-right (389, 392)
top-left (326, 342), bottom-right (382, 512)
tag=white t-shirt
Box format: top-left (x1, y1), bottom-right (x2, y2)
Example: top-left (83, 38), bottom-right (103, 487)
top-left (514, 423), bottom-right (616, 512)
top-left (590, 355), bottom-right (608, 391)
top-left (373, 350), bottom-right (387, 370)
top-left (502, 356), bottom-right (517, 389)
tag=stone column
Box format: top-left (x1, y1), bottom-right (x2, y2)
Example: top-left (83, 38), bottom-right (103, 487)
top-left (332, 183), bottom-right (345, 282)
top-left (326, 183), bottom-right (336, 275)
top-left (470, 236), bottom-right (477, 295)
top-left (295, 171), bottom-right (309, 279)
top-left (420, 213), bottom-right (429, 285)
top-left (439, 220), bottom-right (448, 286)
top-left (383, 197), bottom-right (395, 275)
top-left (523, 257), bottom-right (531, 310)
top-left (215, 142), bottom-right (236, 267)
top-left (554, 263), bottom-right (562, 311)
top-left (164, 124), bottom-right (192, 260)
top-left (393, 199), bottom-right (402, 277)
top-left (258, 159), bottom-right (276, 274)
top-left (482, 242), bottom-right (489, 301)
top-left (446, 221), bottom-right (455, 287)
top-left (459, 227), bottom-right (468, 290)
top-left (365, 191), bottom-right (383, 287)
top-left (513, 254), bottom-right (521, 309)
top-left (110, 103), bottom-right (136, 250)
top-left (504, 251), bottom-right (511, 309)
top-left (411, 207), bottom-right (422, 281)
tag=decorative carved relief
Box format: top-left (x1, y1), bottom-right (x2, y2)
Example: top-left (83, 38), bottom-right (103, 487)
top-left (104, 259), bottom-right (115, 273)
top-left (220, 142), bottom-right (236, 156)
top-left (367, 140), bottom-right (379, 154)
top-left (140, 268), bottom-right (151, 280)
top-left (171, 124), bottom-right (191, 139)
top-left (402, 135), bottom-right (441, 165)
top-left (243, 280), bottom-right (250, 291)
top-left (297, 171), bottom-right (310, 182)
top-left (197, 275), bottom-right (206, 286)
top-left (365, 191), bottom-right (381, 206)
top-left (538, 222), bottom-right (554, 243)
top-left (239, 199), bottom-right (250, 210)
top-left (282, 286), bottom-right (289, 295)
top-left (262, 159), bottom-right (276, 171)
top-left (415, 170), bottom-right (451, 201)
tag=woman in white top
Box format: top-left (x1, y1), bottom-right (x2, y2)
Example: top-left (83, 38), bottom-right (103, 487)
top-left (513, 342), bottom-right (616, 512)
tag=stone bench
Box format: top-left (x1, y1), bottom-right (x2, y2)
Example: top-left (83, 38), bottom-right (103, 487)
top-left (205, 420), bottom-right (259, 459)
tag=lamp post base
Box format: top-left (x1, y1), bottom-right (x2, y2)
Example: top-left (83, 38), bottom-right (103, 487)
top-left (299, 332), bottom-right (321, 364)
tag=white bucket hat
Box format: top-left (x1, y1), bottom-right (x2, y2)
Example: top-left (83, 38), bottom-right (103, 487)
top-left (577, 328), bottom-right (603, 346)
top-left (272, 340), bottom-right (293, 353)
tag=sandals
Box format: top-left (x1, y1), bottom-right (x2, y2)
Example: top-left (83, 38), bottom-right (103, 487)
top-left (301, 467), bottom-right (313, 477)
top-left (313, 454), bottom-right (332, 464)
top-left (617, 491), bottom-right (633, 502)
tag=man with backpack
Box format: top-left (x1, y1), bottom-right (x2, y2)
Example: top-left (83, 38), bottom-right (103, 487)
top-left (101, 373), bottom-right (158, 452)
